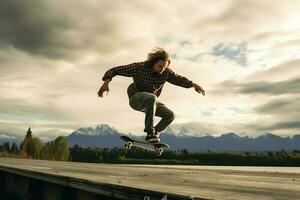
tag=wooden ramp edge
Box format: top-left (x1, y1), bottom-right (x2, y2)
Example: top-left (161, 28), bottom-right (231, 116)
top-left (0, 164), bottom-right (210, 200)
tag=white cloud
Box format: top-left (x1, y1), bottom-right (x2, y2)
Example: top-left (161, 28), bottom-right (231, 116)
top-left (0, 0), bottom-right (299, 139)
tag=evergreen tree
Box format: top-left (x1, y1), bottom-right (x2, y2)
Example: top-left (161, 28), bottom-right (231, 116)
top-left (26, 127), bottom-right (32, 138)
top-left (20, 127), bottom-right (33, 151)
top-left (2, 142), bottom-right (10, 152)
top-left (11, 142), bottom-right (18, 153)
top-left (20, 127), bottom-right (42, 158)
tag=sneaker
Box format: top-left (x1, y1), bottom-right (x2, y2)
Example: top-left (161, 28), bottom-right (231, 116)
top-left (154, 129), bottom-right (161, 138)
top-left (145, 133), bottom-right (160, 143)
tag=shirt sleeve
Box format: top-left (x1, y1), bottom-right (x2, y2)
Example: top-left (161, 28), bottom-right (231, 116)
top-left (102, 61), bottom-right (142, 81)
top-left (165, 68), bottom-right (194, 88)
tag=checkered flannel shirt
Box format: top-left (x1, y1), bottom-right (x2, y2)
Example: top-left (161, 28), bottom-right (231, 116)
top-left (101, 60), bottom-right (194, 98)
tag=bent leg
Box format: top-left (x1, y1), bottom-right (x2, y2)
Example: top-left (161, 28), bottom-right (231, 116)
top-left (154, 101), bottom-right (175, 133)
top-left (129, 92), bottom-right (158, 134)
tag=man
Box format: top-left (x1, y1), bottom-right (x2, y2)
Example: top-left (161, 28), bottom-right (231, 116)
top-left (97, 47), bottom-right (205, 142)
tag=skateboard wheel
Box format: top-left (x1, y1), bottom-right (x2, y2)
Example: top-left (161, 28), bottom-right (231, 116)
top-left (124, 142), bottom-right (132, 149)
top-left (156, 148), bottom-right (163, 156)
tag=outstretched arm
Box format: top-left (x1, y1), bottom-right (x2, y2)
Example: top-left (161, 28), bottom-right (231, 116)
top-left (165, 68), bottom-right (205, 95)
top-left (101, 61), bottom-right (142, 81)
top-left (98, 61), bottom-right (142, 98)
top-left (166, 67), bottom-right (194, 88)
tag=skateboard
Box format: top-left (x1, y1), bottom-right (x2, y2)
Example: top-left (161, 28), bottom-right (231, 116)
top-left (120, 135), bottom-right (169, 156)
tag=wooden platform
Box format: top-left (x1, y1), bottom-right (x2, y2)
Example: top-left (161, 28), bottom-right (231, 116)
top-left (0, 158), bottom-right (299, 200)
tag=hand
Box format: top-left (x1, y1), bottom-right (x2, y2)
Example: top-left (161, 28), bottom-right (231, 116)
top-left (193, 83), bottom-right (205, 96)
top-left (97, 81), bottom-right (110, 97)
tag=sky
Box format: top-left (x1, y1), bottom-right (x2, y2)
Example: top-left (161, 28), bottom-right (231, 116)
top-left (0, 0), bottom-right (299, 141)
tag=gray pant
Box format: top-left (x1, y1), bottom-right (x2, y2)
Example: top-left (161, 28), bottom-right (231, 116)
top-left (129, 92), bottom-right (175, 134)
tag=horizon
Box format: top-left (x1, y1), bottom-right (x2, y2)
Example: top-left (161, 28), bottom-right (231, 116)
top-left (1, 123), bottom-right (299, 145)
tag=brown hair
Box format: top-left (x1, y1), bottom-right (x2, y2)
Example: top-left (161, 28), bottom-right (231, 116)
top-left (146, 47), bottom-right (171, 67)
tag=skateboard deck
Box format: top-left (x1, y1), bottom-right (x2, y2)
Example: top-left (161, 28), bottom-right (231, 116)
top-left (120, 135), bottom-right (169, 156)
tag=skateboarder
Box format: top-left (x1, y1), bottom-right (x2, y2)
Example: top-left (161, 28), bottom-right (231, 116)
top-left (97, 47), bottom-right (205, 142)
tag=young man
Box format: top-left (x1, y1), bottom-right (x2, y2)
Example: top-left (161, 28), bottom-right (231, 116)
top-left (97, 47), bottom-right (205, 142)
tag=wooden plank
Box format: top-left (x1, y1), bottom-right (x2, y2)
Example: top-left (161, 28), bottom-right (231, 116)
top-left (0, 163), bottom-right (201, 200)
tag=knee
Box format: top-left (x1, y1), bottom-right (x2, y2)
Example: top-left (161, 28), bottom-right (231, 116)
top-left (145, 94), bottom-right (157, 104)
top-left (167, 110), bottom-right (176, 121)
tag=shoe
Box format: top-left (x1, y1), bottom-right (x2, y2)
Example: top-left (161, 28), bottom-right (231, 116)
top-left (145, 133), bottom-right (160, 143)
top-left (154, 129), bottom-right (161, 138)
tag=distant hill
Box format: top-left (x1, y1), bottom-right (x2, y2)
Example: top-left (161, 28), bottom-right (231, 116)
top-left (67, 123), bottom-right (300, 152)
top-left (0, 134), bottom-right (21, 146)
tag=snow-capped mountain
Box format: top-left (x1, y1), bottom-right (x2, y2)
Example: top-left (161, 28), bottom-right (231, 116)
top-left (177, 126), bottom-right (211, 137)
top-left (219, 132), bottom-right (241, 139)
top-left (68, 123), bottom-right (123, 148)
top-left (66, 123), bottom-right (300, 152)
top-left (71, 123), bottom-right (119, 136)
top-left (164, 126), bottom-right (211, 137)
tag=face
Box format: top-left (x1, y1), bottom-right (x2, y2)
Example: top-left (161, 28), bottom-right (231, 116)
top-left (152, 59), bottom-right (168, 74)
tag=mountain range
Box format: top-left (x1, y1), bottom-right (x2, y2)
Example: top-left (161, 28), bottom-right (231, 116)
top-left (67, 123), bottom-right (300, 152)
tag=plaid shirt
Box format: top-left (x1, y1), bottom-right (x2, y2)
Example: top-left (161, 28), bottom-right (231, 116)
top-left (101, 60), bottom-right (194, 98)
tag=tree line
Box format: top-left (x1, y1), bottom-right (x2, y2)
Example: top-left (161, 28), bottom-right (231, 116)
top-left (0, 127), bottom-right (69, 161)
top-left (69, 145), bottom-right (300, 166)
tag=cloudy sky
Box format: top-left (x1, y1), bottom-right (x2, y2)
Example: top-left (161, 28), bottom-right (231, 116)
top-left (0, 0), bottom-right (299, 141)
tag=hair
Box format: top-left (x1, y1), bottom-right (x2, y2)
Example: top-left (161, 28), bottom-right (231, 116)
top-left (146, 47), bottom-right (171, 67)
